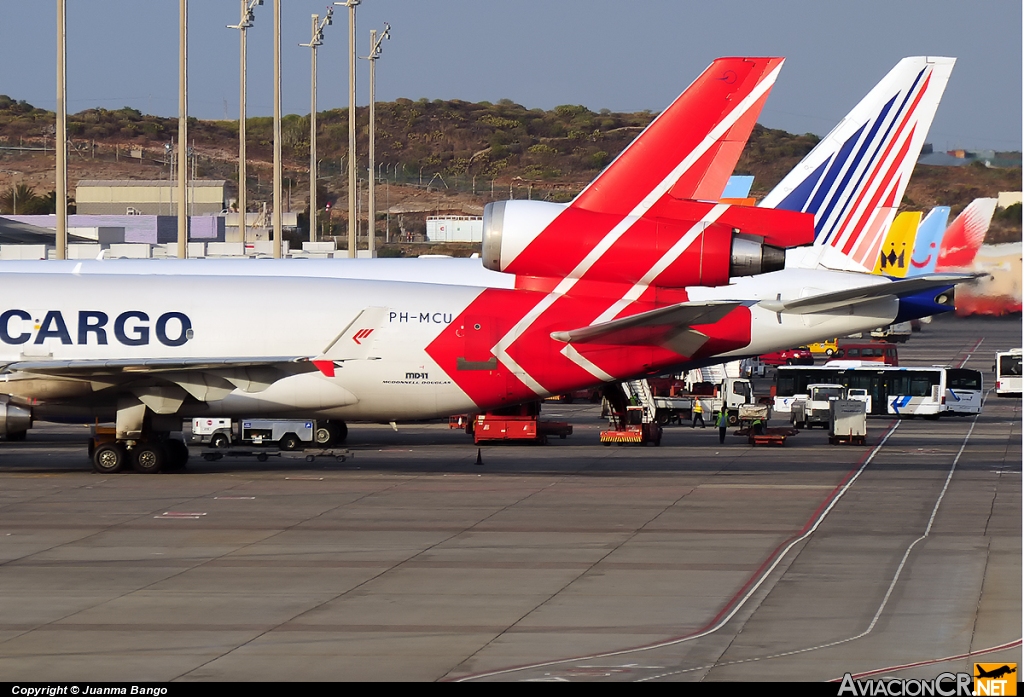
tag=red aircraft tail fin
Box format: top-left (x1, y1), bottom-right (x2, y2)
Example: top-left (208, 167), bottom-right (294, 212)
top-left (571, 56), bottom-right (784, 216)
top-left (935, 198), bottom-right (997, 271)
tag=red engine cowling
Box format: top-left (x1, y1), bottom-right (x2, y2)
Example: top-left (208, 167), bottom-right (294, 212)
top-left (482, 199), bottom-right (810, 288)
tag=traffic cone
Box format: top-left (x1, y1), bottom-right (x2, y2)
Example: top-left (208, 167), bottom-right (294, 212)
top-left (475, 448), bottom-right (483, 466)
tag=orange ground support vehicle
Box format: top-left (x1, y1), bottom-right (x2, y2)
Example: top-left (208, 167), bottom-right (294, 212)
top-left (451, 402), bottom-right (572, 444)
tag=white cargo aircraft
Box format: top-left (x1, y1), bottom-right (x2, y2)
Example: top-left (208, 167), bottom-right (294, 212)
top-left (0, 56), bottom-right (972, 473)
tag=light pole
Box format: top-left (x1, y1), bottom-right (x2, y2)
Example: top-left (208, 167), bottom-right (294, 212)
top-left (335, 0), bottom-right (359, 258)
top-left (177, 0), bottom-right (188, 259)
top-left (55, 0), bottom-right (67, 259)
top-left (364, 22), bottom-right (389, 257)
top-left (272, 0), bottom-right (282, 258)
top-left (227, 0), bottom-right (262, 246)
top-left (300, 8), bottom-right (333, 245)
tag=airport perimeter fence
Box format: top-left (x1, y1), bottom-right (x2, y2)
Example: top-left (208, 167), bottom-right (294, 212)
top-left (0, 138), bottom-right (584, 209)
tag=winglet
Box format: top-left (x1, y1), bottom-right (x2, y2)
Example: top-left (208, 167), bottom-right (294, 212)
top-left (316, 307), bottom-right (388, 366)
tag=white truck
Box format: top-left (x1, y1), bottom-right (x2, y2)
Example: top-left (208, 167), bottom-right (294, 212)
top-left (847, 388), bottom-right (872, 413)
top-left (791, 383), bottom-right (847, 429)
top-left (651, 377), bottom-right (754, 425)
top-left (189, 418), bottom-right (346, 450)
top-left (870, 321), bottom-right (912, 343)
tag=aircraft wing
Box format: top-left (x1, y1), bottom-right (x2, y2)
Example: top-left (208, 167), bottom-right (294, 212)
top-left (550, 301), bottom-right (744, 346)
top-left (3, 356), bottom-right (314, 376)
top-left (1, 356), bottom-right (319, 404)
top-left (758, 273), bottom-right (979, 315)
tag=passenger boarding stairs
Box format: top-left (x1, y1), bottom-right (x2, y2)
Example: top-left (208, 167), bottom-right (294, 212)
top-left (699, 364), bottom-right (728, 383)
top-left (686, 361), bottom-right (742, 388)
top-left (622, 380), bottom-right (657, 424)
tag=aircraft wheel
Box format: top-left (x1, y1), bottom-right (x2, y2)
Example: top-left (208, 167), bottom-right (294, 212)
top-left (279, 433), bottom-right (302, 451)
top-left (93, 443), bottom-right (127, 474)
top-left (314, 421), bottom-right (343, 447)
top-left (132, 443), bottom-right (166, 474)
top-left (166, 440), bottom-right (189, 470)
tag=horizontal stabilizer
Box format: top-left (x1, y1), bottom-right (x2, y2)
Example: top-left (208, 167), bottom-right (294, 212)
top-left (551, 301), bottom-right (744, 346)
top-left (758, 273), bottom-right (977, 315)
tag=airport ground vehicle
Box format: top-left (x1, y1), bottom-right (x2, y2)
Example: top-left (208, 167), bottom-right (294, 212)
top-left (240, 419), bottom-right (314, 450)
top-left (808, 339), bottom-right (838, 356)
top-left (847, 388), bottom-right (872, 413)
top-left (870, 321), bottom-right (913, 343)
top-left (760, 347), bottom-right (814, 366)
top-left (190, 418), bottom-right (347, 450)
top-left (601, 405), bottom-right (662, 446)
top-left (774, 365), bottom-right (982, 418)
top-left (550, 389), bottom-right (602, 404)
top-left (599, 383), bottom-right (663, 445)
top-left (791, 383), bottom-right (848, 429)
top-left (828, 399), bottom-right (867, 445)
top-left (647, 377), bottom-right (753, 425)
top-left (462, 402), bottom-right (572, 444)
top-left (830, 342), bottom-right (899, 365)
top-left (995, 349), bottom-right (1022, 397)
top-left (189, 418), bottom-right (234, 448)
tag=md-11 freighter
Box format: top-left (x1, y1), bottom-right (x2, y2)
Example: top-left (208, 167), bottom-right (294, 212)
top-left (0, 56), bottom-right (973, 473)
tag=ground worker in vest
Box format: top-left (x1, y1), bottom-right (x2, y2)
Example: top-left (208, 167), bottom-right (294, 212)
top-left (692, 400), bottom-right (705, 428)
top-left (751, 414), bottom-right (765, 436)
top-left (716, 407), bottom-right (729, 443)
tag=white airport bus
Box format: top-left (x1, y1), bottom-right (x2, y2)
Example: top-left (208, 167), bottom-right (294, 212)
top-left (994, 349), bottom-right (1022, 397)
top-left (775, 365), bottom-right (983, 418)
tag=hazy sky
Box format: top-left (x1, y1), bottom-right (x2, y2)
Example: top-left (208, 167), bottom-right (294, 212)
top-left (0, 1), bottom-right (1020, 150)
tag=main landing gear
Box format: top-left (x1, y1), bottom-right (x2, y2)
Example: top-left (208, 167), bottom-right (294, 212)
top-left (313, 420), bottom-right (348, 447)
top-left (90, 430), bottom-right (190, 475)
top-left (89, 400), bottom-right (190, 474)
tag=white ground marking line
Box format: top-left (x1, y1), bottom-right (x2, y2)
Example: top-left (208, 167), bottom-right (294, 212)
top-left (457, 420), bottom-right (902, 682)
top-left (641, 398), bottom-right (989, 682)
top-left (831, 638), bottom-right (1022, 681)
top-left (957, 337), bottom-right (984, 368)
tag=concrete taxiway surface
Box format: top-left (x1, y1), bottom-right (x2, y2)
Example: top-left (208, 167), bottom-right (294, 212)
top-left (0, 315), bottom-right (1019, 681)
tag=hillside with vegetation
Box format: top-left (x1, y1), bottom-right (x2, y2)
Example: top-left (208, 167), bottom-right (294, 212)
top-left (0, 93), bottom-right (1019, 244)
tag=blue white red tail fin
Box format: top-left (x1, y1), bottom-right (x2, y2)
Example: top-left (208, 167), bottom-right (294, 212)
top-left (762, 56), bottom-right (955, 272)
